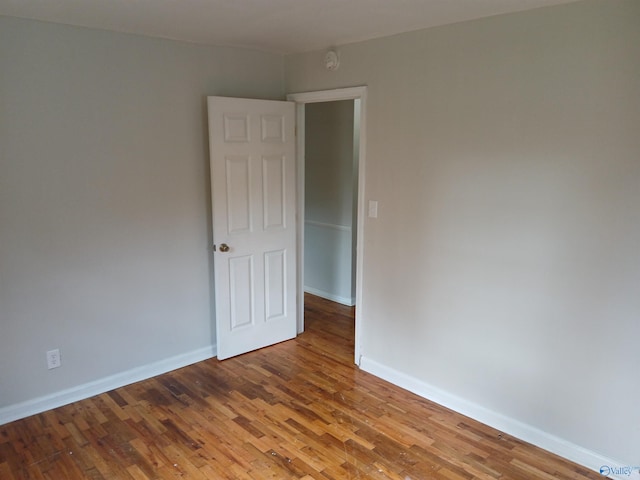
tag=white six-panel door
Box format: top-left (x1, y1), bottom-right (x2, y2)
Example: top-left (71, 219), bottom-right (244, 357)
top-left (207, 96), bottom-right (297, 360)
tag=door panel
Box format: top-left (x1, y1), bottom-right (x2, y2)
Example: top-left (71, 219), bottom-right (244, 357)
top-left (226, 156), bottom-right (252, 234)
top-left (262, 155), bottom-right (286, 229)
top-left (264, 249), bottom-right (286, 320)
top-left (208, 96), bottom-right (297, 360)
top-left (229, 255), bottom-right (254, 330)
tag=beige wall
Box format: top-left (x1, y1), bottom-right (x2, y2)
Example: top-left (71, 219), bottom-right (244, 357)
top-left (0, 17), bottom-right (283, 409)
top-left (286, 0), bottom-right (639, 466)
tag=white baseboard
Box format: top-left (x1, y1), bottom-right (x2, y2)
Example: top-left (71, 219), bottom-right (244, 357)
top-left (304, 286), bottom-right (355, 306)
top-left (359, 356), bottom-right (633, 480)
top-left (0, 345), bottom-right (217, 426)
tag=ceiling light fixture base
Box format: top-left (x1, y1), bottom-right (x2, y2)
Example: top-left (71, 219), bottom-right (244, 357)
top-left (324, 49), bottom-right (340, 71)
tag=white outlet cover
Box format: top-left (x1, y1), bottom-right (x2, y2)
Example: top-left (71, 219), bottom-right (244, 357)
top-left (46, 349), bottom-right (61, 369)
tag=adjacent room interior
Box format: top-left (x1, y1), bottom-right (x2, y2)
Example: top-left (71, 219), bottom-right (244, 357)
top-left (304, 99), bottom-right (359, 309)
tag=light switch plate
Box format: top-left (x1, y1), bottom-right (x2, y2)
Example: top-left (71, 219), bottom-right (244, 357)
top-left (368, 200), bottom-right (378, 218)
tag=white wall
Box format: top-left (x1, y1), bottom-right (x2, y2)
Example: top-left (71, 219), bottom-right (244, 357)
top-left (304, 100), bottom-right (355, 305)
top-left (286, 0), bottom-right (639, 470)
top-left (0, 16), bottom-right (283, 413)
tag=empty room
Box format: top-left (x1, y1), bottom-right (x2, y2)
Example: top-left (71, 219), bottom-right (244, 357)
top-left (1, 0), bottom-right (638, 478)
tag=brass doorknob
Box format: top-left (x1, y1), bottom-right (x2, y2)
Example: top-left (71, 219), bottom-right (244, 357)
top-left (219, 243), bottom-right (230, 252)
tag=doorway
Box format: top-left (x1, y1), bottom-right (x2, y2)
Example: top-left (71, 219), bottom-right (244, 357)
top-left (304, 99), bottom-right (357, 306)
top-left (287, 87), bottom-right (367, 365)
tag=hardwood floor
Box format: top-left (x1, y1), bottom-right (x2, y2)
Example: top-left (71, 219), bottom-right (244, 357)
top-left (1, 294), bottom-right (603, 479)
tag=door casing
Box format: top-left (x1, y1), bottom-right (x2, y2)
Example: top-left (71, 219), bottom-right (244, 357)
top-left (287, 87), bottom-right (367, 366)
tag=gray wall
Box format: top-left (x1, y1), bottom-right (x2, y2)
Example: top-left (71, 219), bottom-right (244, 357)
top-left (0, 16), bottom-right (283, 409)
top-left (287, 0), bottom-right (639, 466)
top-left (304, 100), bottom-right (355, 305)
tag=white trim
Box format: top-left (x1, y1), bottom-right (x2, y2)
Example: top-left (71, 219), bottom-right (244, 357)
top-left (287, 86), bottom-right (367, 366)
top-left (288, 87), bottom-right (366, 104)
top-left (304, 286), bottom-right (355, 306)
top-left (293, 99), bottom-right (306, 335)
top-left (305, 219), bottom-right (351, 232)
top-left (360, 356), bottom-right (632, 480)
top-left (0, 345), bottom-right (216, 426)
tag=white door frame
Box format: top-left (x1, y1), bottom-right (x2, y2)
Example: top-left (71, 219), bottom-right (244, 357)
top-left (287, 86), bottom-right (367, 365)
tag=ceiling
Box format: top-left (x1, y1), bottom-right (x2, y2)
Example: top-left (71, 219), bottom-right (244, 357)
top-left (0, 0), bottom-right (579, 54)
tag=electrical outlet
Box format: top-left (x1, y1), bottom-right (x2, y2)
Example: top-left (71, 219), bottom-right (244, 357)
top-left (46, 349), bottom-right (61, 369)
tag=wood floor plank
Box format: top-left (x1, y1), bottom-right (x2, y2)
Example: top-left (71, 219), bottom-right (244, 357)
top-left (0, 461), bottom-right (17, 480)
top-left (0, 294), bottom-right (607, 479)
